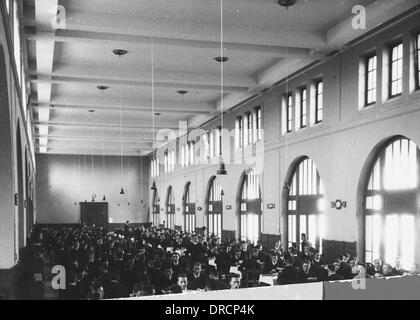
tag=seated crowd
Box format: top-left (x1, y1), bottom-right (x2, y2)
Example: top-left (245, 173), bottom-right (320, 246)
top-left (27, 223), bottom-right (420, 300)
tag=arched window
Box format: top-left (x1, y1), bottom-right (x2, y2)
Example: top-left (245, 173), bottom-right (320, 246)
top-left (240, 170), bottom-right (262, 244)
top-left (184, 182), bottom-right (196, 233)
top-left (364, 137), bottom-right (418, 269)
top-left (166, 186), bottom-right (175, 229)
top-left (207, 177), bottom-right (223, 238)
top-left (287, 157), bottom-right (324, 251)
top-left (152, 188), bottom-right (160, 227)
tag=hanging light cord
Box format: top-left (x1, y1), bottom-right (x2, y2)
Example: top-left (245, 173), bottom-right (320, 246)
top-left (151, 38), bottom-right (155, 158)
top-left (118, 55), bottom-right (123, 188)
top-left (220, 0), bottom-right (224, 156)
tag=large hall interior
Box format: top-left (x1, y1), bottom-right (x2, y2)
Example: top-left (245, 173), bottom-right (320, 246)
top-left (1, 0), bottom-right (420, 300)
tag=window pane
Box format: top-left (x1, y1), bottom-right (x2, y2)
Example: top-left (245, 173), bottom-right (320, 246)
top-left (385, 214), bottom-right (399, 265)
top-left (400, 214), bottom-right (415, 270)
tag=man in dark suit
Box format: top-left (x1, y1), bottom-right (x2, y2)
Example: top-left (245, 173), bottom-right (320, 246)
top-left (205, 269), bottom-right (229, 291)
top-left (327, 264), bottom-right (345, 281)
top-left (188, 262), bottom-right (207, 290)
top-left (297, 261), bottom-right (318, 283)
top-left (336, 255), bottom-right (352, 279)
top-left (277, 257), bottom-right (298, 285)
top-left (58, 273), bottom-right (85, 300)
top-left (263, 253), bottom-right (283, 274)
top-left (104, 271), bottom-right (129, 299)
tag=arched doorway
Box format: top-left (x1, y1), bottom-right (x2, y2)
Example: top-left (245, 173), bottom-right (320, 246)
top-left (206, 176), bottom-right (223, 238)
top-left (284, 156), bottom-right (324, 251)
top-left (183, 182), bottom-right (196, 233)
top-left (166, 186), bottom-right (175, 229)
top-left (360, 136), bottom-right (419, 269)
top-left (152, 187), bottom-right (160, 227)
top-left (238, 169), bottom-right (262, 244)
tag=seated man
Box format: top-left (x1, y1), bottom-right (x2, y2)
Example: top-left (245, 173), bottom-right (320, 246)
top-left (229, 273), bottom-right (242, 290)
top-left (263, 253), bottom-right (283, 274)
top-left (336, 255), bottom-right (352, 279)
top-left (327, 264), bottom-right (345, 281)
top-left (277, 257), bottom-right (298, 285)
top-left (382, 263), bottom-right (396, 277)
top-left (373, 259), bottom-right (383, 275)
top-left (297, 261), bottom-right (318, 283)
top-left (168, 273), bottom-right (195, 294)
top-left (104, 271), bottom-right (129, 299)
top-left (188, 262), bottom-right (207, 290)
top-left (240, 249), bottom-right (263, 272)
top-left (58, 272), bottom-right (85, 300)
top-left (392, 257), bottom-right (406, 276)
top-left (205, 269), bottom-right (229, 291)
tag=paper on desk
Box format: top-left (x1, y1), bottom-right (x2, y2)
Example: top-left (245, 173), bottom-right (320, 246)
top-left (259, 274), bottom-right (277, 286)
top-left (229, 266), bottom-right (241, 276)
top-left (208, 258), bottom-right (217, 269)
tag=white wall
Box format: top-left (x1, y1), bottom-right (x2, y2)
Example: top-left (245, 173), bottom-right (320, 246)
top-left (36, 154), bottom-right (149, 224)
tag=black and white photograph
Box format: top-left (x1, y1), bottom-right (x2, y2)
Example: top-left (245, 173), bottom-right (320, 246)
top-left (1, 0), bottom-right (420, 307)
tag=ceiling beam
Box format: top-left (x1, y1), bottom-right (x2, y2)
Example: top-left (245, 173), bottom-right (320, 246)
top-left (36, 134), bottom-right (154, 143)
top-left (37, 148), bottom-right (146, 156)
top-left (29, 74), bottom-right (249, 93)
top-left (27, 61), bottom-right (257, 90)
top-left (36, 144), bottom-right (152, 152)
top-left (34, 121), bottom-right (181, 131)
top-left (32, 96), bottom-right (215, 114)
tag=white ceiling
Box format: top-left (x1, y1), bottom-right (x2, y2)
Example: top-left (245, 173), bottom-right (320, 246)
top-left (23, 0), bottom-right (420, 156)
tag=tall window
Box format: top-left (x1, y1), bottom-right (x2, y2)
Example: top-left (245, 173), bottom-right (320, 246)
top-left (315, 80), bottom-right (323, 124)
top-left (286, 92), bottom-right (293, 133)
top-left (151, 158), bottom-right (159, 178)
top-left (255, 107), bottom-right (262, 141)
top-left (364, 138), bottom-right (418, 269)
top-left (188, 142), bottom-right (194, 166)
top-left (415, 33), bottom-right (420, 90)
top-left (300, 87), bottom-right (307, 129)
top-left (243, 114), bottom-right (249, 146)
top-left (240, 170), bottom-right (262, 244)
top-left (202, 132), bottom-right (210, 161)
top-left (166, 187), bottom-right (175, 229)
top-left (184, 183), bottom-right (196, 234)
top-left (171, 150), bottom-right (175, 172)
top-left (164, 151), bottom-right (168, 174)
top-left (210, 128), bottom-right (221, 159)
top-left (287, 157), bottom-right (324, 251)
top-left (181, 143), bottom-right (186, 168)
top-left (235, 116), bottom-right (243, 149)
top-left (246, 112), bottom-right (252, 145)
top-left (365, 54), bottom-right (377, 106)
top-left (389, 41), bottom-right (403, 98)
top-left (152, 189), bottom-right (160, 227)
top-left (207, 177), bottom-right (223, 238)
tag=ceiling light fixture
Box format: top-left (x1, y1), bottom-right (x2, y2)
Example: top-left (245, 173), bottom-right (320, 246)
top-left (214, 56), bottom-right (229, 63)
top-left (177, 90), bottom-right (188, 96)
top-left (278, 0), bottom-right (297, 8)
top-left (113, 49), bottom-right (128, 56)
